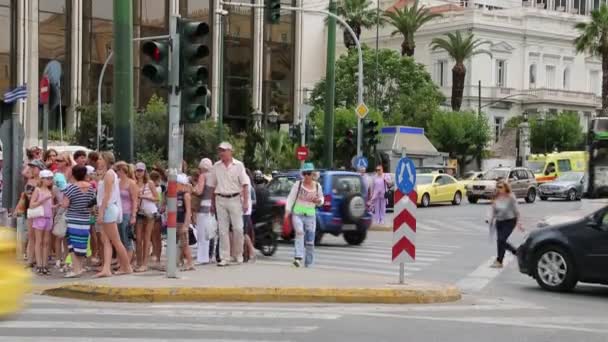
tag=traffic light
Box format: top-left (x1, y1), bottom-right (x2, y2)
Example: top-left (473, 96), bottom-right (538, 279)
top-left (363, 119), bottom-right (379, 149)
top-left (99, 135), bottom-right (115, 151)
top-left (306, 122), bottom-right (316, 143)
top-left (179, 19), bottom-right (211, 123)
top-left (266, 0), bottom-right (281, 24)
top-left (141, 41), bottom-right (169, 85)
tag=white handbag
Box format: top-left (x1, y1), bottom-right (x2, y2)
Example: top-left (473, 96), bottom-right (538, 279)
top-left (198, 213), bottom-right (217, 240)
top-left (26, 205), bottom-right (45, 219)
top-left (52, 211), bottom-right (67, 237)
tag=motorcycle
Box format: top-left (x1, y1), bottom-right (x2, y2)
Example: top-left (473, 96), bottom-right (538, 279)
top-left (251, 186), bottom-right (281, 256)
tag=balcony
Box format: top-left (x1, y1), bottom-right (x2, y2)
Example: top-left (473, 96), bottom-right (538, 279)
top-left (441, 85), bottom-right (520, 101)
top-left (522, 88), bottom-right (601, 108)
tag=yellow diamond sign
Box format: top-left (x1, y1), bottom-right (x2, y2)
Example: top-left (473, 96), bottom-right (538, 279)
top-left (355, 103), bottom-right (369, 119)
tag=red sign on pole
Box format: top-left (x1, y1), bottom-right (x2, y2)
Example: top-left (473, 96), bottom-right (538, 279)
top-left (40, 76), bottom-right (50, 105)
top-left (392, 190), bottom-right (417, 263)
top-left (296, 146), bottom-right (309, 161)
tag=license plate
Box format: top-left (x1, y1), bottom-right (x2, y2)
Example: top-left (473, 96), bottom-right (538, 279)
top-left (342, 224), bottom-right (357, 231)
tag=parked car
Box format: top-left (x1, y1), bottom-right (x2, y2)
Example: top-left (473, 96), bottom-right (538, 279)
top-left (538, 171), bottom-right (585, 201)
top-left (517, 200), bottom-right (608, 291)
top-left (415, 173), bottom-right (466, 207)
top-left (465, 167), bottom-right (538, 203)
top-left (458, 171), bottom-right (484, 188)
top-left (266, 170), bottom-right (372, 245)
top-left (0, 227), bottom-right (31, 317)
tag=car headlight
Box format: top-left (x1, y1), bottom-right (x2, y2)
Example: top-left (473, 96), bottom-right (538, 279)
top-left (465, 184), bottom-right (472, 190)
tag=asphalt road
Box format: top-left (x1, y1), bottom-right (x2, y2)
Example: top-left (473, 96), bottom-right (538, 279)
top-left (5, 199), bottom-right (607, 341)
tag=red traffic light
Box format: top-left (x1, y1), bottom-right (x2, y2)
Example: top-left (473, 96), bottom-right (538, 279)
top-left (142, 41), bottom-right (167, 61)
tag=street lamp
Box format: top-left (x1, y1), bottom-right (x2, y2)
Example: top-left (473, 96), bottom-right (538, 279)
top-left (252, 110), bottom-right (263, 132)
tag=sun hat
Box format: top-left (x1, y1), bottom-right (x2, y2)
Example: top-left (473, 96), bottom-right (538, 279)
top-left (301, 162), bottom-right (316, 173)
top-left (177, 173), bottom-right (189, 185)
top-left (28, 160), bottom-right (46, 170)
top-left (218, 142), bottom-right (233, 151)
top-left (40, 170), bottom-right (54, 178)
top-left (135, 162), bottom-right (146, 171)
top-left (86, 165), bottom-right (96, 175)
top-left (198, 158), bottom-right (213, 170)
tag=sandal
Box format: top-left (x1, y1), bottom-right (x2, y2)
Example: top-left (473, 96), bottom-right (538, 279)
top-left (42, 267), bottom-right (50, 275)
top-left (64, 271), bottom-right (81, 278)
top-left (180, 265), bottom-right (195, 272)
top-left (134, 266), bottom-right (148, 273)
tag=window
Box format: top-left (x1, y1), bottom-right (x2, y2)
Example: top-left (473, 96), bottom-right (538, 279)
top-left (494, 116), bottom-right (504, 142)
top-left (529, 64), bottom-right (537, 88)
top-left (437, 60), bottom-right (448, 86)
top-left (442, 176), bottom-right (456, 185)
top-left (332, 175), bottom-right (362, 195)
top-left (496, 60), bottom-right (506, 87)
top-left (517, 170), bottom-right (529, 180)
top-left (563, 67), bottom-right (570, 90)
top-left (545, 65), bottom-right (556, 88)
top-left (434, 176), bottom-right (444, 185)
top-left (557, 159), bottom-right (572, 172)
top-left (590, 71), bottom-right (600, 95)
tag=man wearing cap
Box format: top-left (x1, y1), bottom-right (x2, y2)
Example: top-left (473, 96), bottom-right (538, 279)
top-left (207, 142), bottom-right (250, 266)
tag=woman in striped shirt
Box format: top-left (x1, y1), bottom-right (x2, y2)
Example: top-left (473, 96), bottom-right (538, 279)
top-left (62, 165), bottom-right (96, 278)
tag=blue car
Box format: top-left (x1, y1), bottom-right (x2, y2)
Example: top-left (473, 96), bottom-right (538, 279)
top-left (267, 170), bottom-right (371, 245)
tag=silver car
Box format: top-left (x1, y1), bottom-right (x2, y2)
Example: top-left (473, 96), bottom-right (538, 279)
top-left (538, 171), bottom-right (585, 201)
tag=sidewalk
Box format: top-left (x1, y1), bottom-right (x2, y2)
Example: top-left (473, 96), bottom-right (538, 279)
top-left (39, 263), bottom-right (461, 304)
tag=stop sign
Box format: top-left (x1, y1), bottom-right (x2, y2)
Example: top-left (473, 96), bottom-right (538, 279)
top-left (296, 146), bottom-right (309, 161)
top-left (40, 76), bottom-right (50, 105)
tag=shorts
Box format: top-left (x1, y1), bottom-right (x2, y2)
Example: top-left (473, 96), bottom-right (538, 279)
top-left (100, 203), bottom-right (120, 224)
top-left (32, 217), bottom-right (52, 231)
top-left (177, 223), bottom-right (188, 248)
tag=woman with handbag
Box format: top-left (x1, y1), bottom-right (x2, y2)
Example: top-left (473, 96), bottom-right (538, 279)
top-left (284, 163), bottom-right (324, 268)
top-left (134, 162), bottom-right (158, 272)
top-left (115, 162), bottom-right (138, 264)
top-left (176, 173), bottom-right (194, 271)
top-left (29, 170), bottom-right (55, 275)
top-left (24, 159), bottom-right (45, 268)
top-left (369, 164), bottom-right (389, 225)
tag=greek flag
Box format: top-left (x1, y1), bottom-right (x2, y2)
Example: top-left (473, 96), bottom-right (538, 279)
top-left (3, 85), bottom-right (28, 103)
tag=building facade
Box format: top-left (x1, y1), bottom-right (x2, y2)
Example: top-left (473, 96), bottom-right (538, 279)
top-left (1, 0), bottom-right (302, 147)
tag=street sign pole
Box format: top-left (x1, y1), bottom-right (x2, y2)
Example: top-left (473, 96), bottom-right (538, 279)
top-left (393, 150), bottom-right (417, 285)
top-left (166, 14), bottom-right (181, 279)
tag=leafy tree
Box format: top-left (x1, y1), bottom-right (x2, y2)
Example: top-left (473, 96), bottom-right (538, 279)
top-left (427, 111), bottom-right (491, 170)
top-left (430, 31), bottom-right (491, 111)
top-left (310, 47), bottom-right (443, 128)
top-left (529, 112), bottom-right (584, 153)
top-left (383, 1), bottom-right (442, 57)
top-left (335, 0), bottom-right (381, 49)
top-left (574, 4), bottom-right (608, 116)
top-left (255, 131), bottom-right (299, 172)
top-left (75, 103), bottom-right (113, 148)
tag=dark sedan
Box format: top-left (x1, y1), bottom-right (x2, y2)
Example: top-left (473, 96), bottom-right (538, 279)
top-left (517, 200), bottom-right (608, 291)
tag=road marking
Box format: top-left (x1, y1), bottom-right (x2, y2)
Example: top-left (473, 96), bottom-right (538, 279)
top-left (0, 321), bottom-right (317, 334)
top-left (365, 241), bottom-right (461, 249)
top-left (416, 223), bottom-right (439, 231)
top-left (272, 248), bottom-right (435, 264)
top-left (255, 260), bottom-right (411, 276)
top-left (455, 254), bottom-right (515, 293)
top-left (0, 338), bottom-right (291, 342)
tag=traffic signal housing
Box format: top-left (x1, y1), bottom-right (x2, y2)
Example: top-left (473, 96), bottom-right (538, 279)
top-left (266, 0), bottom-right (281, 24)
top-left (179, 19), bottom-right (211, 123)
top-left (141, 41), bottom-right (169, 85)
top-left (363, 119), bottom-right (379, 150)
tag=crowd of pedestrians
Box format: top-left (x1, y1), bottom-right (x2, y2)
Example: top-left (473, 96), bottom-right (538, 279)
top-left (13, 141), bottom-right (261, 278)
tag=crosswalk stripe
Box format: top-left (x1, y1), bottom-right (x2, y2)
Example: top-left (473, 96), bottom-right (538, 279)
top-left (364, 241), bottom-right (461, 249)
top-left (272, 248), bottom-right (436, 263)
top-left (255, 260), bottom-right (410, 276)
top-left (358, 244), bottom-right (456, 255)
top-left (416, 223), bottom-right (439, 231)
top-left (0, 338), bottom-right (290, 342)
top-left (0, 321), bottom-right (318, 334)
top-left (267, 252), bottom-right (425, 270)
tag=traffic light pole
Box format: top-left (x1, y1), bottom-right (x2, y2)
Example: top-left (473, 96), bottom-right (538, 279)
top-left (166, 15), bottom-right (181, 279)
top-left (220, 0), bottom-right (365, 158)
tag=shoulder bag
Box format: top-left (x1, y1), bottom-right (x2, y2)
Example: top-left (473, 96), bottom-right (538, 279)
top-left (282, 181), bottom-right (302, 239)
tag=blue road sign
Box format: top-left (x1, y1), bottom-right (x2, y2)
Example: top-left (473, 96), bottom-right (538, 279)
top-left (353, 156), bottom-right (368, 170)
top-left (395, 157), bottom-right (416, 194)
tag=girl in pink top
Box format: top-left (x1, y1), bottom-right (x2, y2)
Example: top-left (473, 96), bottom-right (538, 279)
top-left (30, 170), bottom-right (55, 275)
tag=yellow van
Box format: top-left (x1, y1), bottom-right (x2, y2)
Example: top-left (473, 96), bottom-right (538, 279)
top-left (527, 151), bottom-right (588, 184)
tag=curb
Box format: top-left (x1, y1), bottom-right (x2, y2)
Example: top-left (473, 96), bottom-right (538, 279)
top-left (369, 224), bottom-right (392, 232)
top-left (42, 284), bottom-right (461, 304)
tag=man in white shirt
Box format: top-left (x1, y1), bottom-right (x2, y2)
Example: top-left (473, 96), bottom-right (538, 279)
top-left (208, 142), bottom-right (250, 266)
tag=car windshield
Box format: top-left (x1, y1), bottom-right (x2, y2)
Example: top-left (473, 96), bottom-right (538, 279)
top-left (483, 169), bottom-right (509, 180)
top-left (417, 175), bottom-right (434, 185)
top-left (557, 172), bottom-right (584, 182)
top-left (267, 176), bottom-right (296, 197)
top-left (528, 161), bottom-right (545, 174)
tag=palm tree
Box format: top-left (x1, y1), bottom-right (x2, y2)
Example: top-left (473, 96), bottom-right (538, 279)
top-left (335, 0), bottom-right (380, 49)
top-left (574, 4), bottom-right (608, 116)
top-left (384, 1), bottom-right (442, 57)
top-left (430, 31), bottom-right (491, 111)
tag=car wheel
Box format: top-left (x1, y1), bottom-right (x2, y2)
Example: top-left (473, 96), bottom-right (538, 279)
top-left (525, 188), bottom-right (537, 203)
top-left (540, 196), bottom-right (548, 201)
top-left (467, 196), bottom-right (478, 204)
top-left (533, 246), bottom-right (577, 292)
top-left (452, 191), bottom-right (462, 205)
top-left (567, 189), bottom-right (577, 201)
top-left (343, 230), bottom-right (367, 245)
top-left (420, 193), bottom-right (430, 207)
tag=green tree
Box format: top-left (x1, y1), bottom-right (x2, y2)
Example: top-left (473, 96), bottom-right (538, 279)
top-left (530, 112), bottom-right (584, 153)
top-left (310, 47), bottom-right (443, 128)
top-left (75, 103), bottom-right (113, 148)
top-left (574, 4), bottom-right (608, 116)
top-left (430, 31), bottom-right (491, 111)
top-left (255, 131), bottom-right (299, 172)
top-left (335, 0), bottom-right (381, 49)
top-left (383, 1), bottom-right (442, 57)
top-left (427, 111), bottom-right (491, 169)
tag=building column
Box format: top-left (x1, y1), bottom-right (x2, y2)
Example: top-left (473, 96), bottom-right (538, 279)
top-left (252, 0), bottom-right (264, 113)
top-left (293, 0), bottom-right (303, 124)
top-left (25, 0), bottom-right (39, 148)
top-left (68, 0), bottom-right (83, 132)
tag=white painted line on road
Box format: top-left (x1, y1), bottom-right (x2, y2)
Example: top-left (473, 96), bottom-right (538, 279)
top-left (455, 254), bottom-right (515, 293)
top-left (416, 223), bottom-right (439, 231)
top-left (255, 260), bottom-right (411, 276)
top-left (20, 308), bottom-right (342, 320)
top-left (0, 338), bottom-right (291, 342)
top-left (273, 248), bottom-right (436, 263)
top-left (364, 241), bottom-right (462, 249)
top-left (0, 321), bottom-right (317, 334)
top-left (355, 245), bottom-right (453, 257)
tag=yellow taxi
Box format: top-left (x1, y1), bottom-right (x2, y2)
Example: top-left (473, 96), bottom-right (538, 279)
top-left (416, 173), bottom-right (466, 207)
top-left (0, 227), bottom-right (31, 317)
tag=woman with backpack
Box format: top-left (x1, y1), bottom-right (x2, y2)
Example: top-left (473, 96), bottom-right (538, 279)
top-left (284, 163), bottom-right (324, 268)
